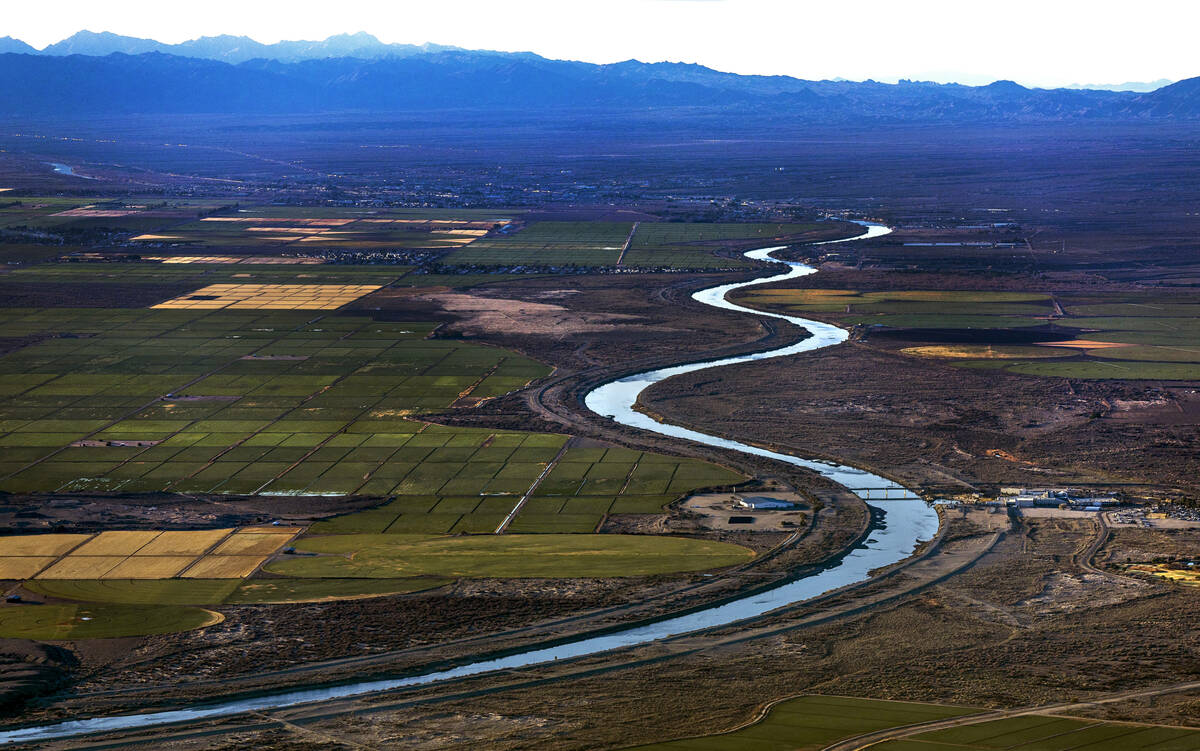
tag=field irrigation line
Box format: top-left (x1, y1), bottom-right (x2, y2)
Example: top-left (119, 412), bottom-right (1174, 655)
top-left (493, 441), bottom-right (572, 533)
top-left (615, 221), bottom-right (640, 266)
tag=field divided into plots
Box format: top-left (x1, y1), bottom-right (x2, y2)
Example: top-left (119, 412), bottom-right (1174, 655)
top-left (735, 288), bottom-right (1200, 380)
top-left (621, 222), bottom-right (824, 268)
top-left (0, 198), bottom-right (511, 248)
top-left (0, 527), bottom-right (299, 580)
top-left (308, 443), bottom-right (744, 536)
top-left (0, 300), bottom-right (751, 636)
top-left (0, 307), bottom-right (744, 533)
top-left (152, 283), bottom-right (384, 310)
top-left (0, 309), bottom-right (548, 495)
top-left (0, 196), bottom-right (230, 234)
top-left (10, 263), bottom-right (408, 286)
top-left (446, 221), bottom-right (635, 266)
top-left (1, 199), bottom-right (529, 295)
top-left (444, 221), bottom-right (825, 269)
top-left (133, 206), bottom-right (512, 248)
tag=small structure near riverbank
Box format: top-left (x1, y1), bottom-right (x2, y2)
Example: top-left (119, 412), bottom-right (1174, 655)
top-left (734, 495), bottom-right (797, 510)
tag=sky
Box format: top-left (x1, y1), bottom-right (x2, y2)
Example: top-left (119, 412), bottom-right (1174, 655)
top-left (5, 0), bottom-right (1198, 88)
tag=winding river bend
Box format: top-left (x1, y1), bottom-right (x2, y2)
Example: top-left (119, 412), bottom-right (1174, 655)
top-left (0, 221), bottom-right (939, 745)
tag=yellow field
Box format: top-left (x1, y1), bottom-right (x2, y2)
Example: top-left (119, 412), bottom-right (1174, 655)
top-left (142, 255), bottom-right (244, 264)
top-left (1041, 339), bottom-right (1131, 350)
top-left (198, 217), bottom-right (354, 225)
top-left (239, 526), bottom-right (303, 535)
top-left (0, 534), bottom-right (90, 557)
top-left (143, 256), bottom-right (323, 265)
top-left (432, 229), bottom-right (489, 237)
top-left (136, 529), bottom-right (233, 556)
top-left (72, 531), bottom-right (161, 556)
top-left (38, 555), bottom-right (126, 580)
top-left (0, 557), bottom-right (57, 579)
top-left (182, 555), bottom-right (269, 579)
top-left (901, 344), bottom-right (1074, 360)
top-left (211, 533), bottom-right (295, 556)
top-left (152, 284), bottom-right (382, 310)
top-left (0, 527), bottom-right (297, 581)
top-left (101, 556), bottom-right (195, 580)
top-left (1128, 564), bottom-right (1200, 586)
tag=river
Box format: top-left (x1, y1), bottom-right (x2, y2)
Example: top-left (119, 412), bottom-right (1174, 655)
top-left (0, 221), bottom-right (939, 745)
top-left (47, 163), bottom-right (95, 180)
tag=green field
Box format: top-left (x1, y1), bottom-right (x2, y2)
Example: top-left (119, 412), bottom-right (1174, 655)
top-left (623, 694), bottom-right (978, 750)
top-left (265, 533), bottom-right (755, 578)
top-left (444, 221), bottom-right (824, 269)
top-left (11, 263), bottom-right (409, 286)
top-left (0, 310), bottom-right (550, 495)
top-left (0, 306), bottom-right (743, 535)
top-left (0, 197), bottom-right (230, 232)
top-left (736, 287), bottom-right (1200, 380)
top-left (0, 603), bottom-right (221, 639)
top-left (622, 222), bottom-right (826, 268)
top-left (8, 263), bottom-right (528, 292)
top-left (444, 222), bottom-right (635, 266)
top-left (25, 577), bottom-right (450, 605)
top-left (0, 305), bottom-right (745, 517)
top-left (886, 713), bottom-right (1200, 750)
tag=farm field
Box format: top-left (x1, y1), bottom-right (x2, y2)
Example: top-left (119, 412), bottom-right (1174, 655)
top-left (266, 533), bottom-right (754, 578)
top-left (0, 305), bottom-right (743, 533)
top-left (887, 713), bottom-right (1200, 750)
top-left (444, 221), bottom-right (636, 266)
top-left (624, 694), bottom-right (978, 751)
top-left (443, 221), bottom-right (825, 268)
top-left (0, 603), bottom-right (223, 639)
top-left (0, 199), bottom-right (539, 299)
top-left (0, 196), bottom-right (230, 234)
top-left (733, 287), bottom-right (1200, 380)
top-left (0, 309), bottom-right (550, 495)
top-left (0, 527), bottom-right (300, 580)
top-left (10, 263), bottom-right (409, 286)
top-left (621, 221), bottom-right (826, 268)
top-left (0, 198), bottom-right (508, 248)
top-left (131, 206), bottom-right (513, 248)
top-left (24, 576), bottom-right (451, 605)
top-left (151, 283), bottom-right (384, 310)
top-left (307, 443), bottom-right (744, 536)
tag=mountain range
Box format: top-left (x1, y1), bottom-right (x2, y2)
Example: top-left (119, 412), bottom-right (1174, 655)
top-left (1, 31), bottom-right (458, 64)
top-left (1, 31), bottom-right (1198, 120)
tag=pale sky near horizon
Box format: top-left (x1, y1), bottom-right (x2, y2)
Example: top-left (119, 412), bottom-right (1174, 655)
top-left (5, 0), bottom-right (1198, 88)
